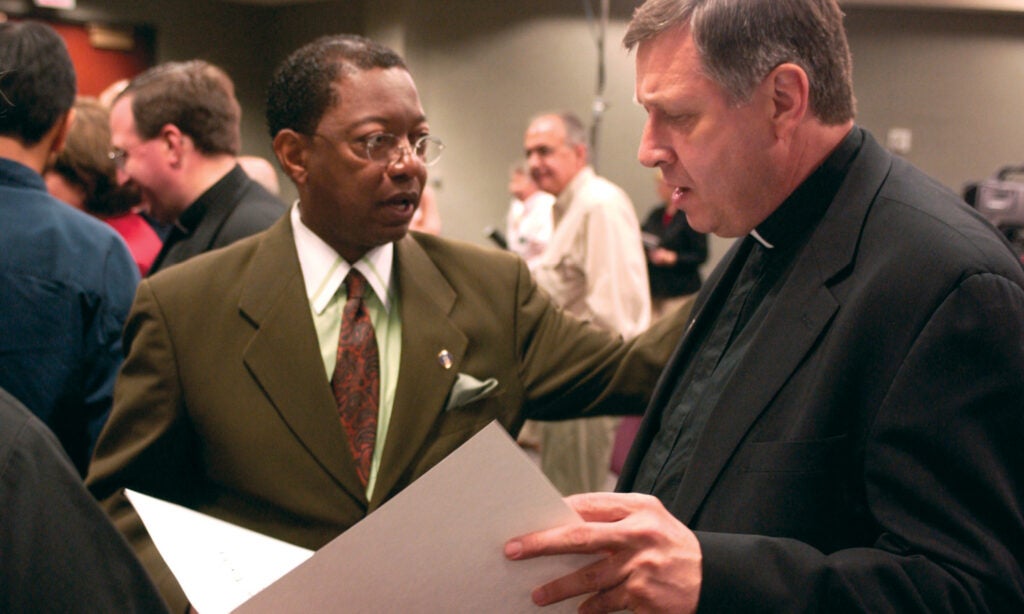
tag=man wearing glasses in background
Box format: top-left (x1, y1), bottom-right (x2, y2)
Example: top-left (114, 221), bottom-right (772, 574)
top-left (87, 34), bottom-right (682, 611)
top-left (108, 60), bottom-right (285, 275)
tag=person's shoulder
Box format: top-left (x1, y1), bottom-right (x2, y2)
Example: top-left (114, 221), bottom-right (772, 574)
top-left (866, 160), bottom-right (1024, 282)
top-left (239, 177), bottom-right (287, 212)
top-left (0, 387), bottom-right (63, 470)
top-left (0, 388), bottom-right (33, 462)
top-left (577, 171), bottom-right (633, 209)
top-left (411, 231), bottom-right (519, 262)
top-left (149, 222), bottom-right (273, 289)
top-left (204, 179), bottom-right (286, 250)
top-left (230, 180), bottom-right (287, 225)
top-left (36, 191), bottom-right (124, 245)
top-left (407, 232), bottom-right (526, 283)
top-left (4, 191), bottom-right (131, 273)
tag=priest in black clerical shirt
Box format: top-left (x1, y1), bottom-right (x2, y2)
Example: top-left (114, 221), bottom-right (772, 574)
top-left (505, 2), bottom-right (1024, 612)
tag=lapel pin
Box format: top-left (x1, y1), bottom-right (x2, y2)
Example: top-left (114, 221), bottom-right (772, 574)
top-left (437, 349), bottom-right (453, 370)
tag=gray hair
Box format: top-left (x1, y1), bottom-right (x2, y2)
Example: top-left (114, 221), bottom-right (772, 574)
top-left (529, 111), bottom-right (589, 148)
top-left (624, 0), bottom-right (855, 124)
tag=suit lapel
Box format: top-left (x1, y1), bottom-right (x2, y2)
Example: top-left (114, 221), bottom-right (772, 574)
top-left (650, 131), bottom-right (894, 522)
top-left (238, 216), bottom-right (368, 503)
top-left (617, 239), bottom-right (745, 491)
top-left (370, 236), bottom-right (466, 508)
top-left (669, 259), bottom-right (839, 522)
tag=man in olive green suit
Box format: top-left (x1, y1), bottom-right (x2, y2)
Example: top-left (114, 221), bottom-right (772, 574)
top-left (86, 35), bottom-right (679, 611)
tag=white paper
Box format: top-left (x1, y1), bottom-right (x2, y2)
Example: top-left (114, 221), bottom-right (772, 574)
top-left (128, 421), bottom-right (600, 613)
top-left (125, 489), bottom-right (314, 614)
top-left (236, 421), bottom-right (601, 613)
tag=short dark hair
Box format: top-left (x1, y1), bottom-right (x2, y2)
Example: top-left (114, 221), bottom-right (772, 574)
top-left (0, 21), bottom-right (77, 145)
top-left (51, 98), bottom-right (139, 216)
top-left (266, 34), bottom-right (407, 139)
top-left (624, 0), bottom-right (855, 125)
top-left (118, 60), bottom-right (241, 155)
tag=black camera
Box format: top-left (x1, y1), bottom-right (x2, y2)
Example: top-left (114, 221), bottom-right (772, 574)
top-left (963, 166), bottom-right (1024, 261)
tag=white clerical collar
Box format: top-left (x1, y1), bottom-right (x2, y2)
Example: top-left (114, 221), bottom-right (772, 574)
top-left (750, 228), bottom-right (775, 249)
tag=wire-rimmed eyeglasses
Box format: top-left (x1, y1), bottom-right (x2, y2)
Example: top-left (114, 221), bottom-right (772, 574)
top-left (314, 132), bottom-right (445, 167)
top-left (107, 147), bottom-right (130, 170)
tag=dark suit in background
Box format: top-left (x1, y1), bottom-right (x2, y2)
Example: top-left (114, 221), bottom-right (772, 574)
top-left (148, 164), bottom-right (284, 274)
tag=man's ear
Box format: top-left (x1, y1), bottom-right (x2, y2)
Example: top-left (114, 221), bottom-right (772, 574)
top-left (273, 129), bottom-right (309, 186)
top-left (49, 109), bottom-right (75, 155)
top-left (54, 108), bottom-right (75, 152)
top-left (572, 142), bottom-right (589, 168)
top-left (42, 109), bottom-right (75, 172)
top-left (767, 62), bottom-right (810, 138)
top-left (159, 123), bottom-right (187, 168)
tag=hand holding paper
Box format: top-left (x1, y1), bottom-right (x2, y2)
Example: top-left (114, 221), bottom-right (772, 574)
top-left (505, 492), bottom-right (703, 614)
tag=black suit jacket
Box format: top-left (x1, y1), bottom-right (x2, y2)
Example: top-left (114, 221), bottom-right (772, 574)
top-left (149, 164), bottom-right (285, 274)
top-left (0, 387), bottom-right (168, 613)
top-left (619, 129), bottom-right (1024, 611)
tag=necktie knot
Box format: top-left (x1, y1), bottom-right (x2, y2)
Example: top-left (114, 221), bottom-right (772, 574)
top-left (345, 269), bottom-right (368, 301)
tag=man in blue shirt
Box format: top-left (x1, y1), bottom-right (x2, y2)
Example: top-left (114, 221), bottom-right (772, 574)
top-left (0, 21), bottom-right (139, 475)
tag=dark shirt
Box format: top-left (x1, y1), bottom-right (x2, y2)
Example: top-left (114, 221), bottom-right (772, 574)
top-left (632, 129), bottom-right (864, 499)
top-left (0, 158), bottom-right (138, 474)
top-left (641, 206), bottom-right (707, 297)
top-left (149, 164), bottom-right (284, 274)
top-left (0, 387), bottom-right (170, 613)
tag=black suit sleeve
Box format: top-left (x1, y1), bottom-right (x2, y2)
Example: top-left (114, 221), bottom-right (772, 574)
top-left (695, 272), bottom-right (1024, 612)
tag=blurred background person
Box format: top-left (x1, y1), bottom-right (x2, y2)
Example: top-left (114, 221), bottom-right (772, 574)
top-left (98, 77), bottom-right (129, 110)
top-left (1, 21), bottom-right (138, 475)
top-left (98, 77), bottom-right (169, 239)
top-left (505, 160), bottom-right (554, 270)
top-left (524, 111), bottom-right (650, 495)
top-left (507, 159), bottom-right (556, 452)
top-left (641, 168), bottom-right (707, 320)
top-left (109, 60), bottom-right (285, 275)
top-left (45, 97), bottom-right (162, 276)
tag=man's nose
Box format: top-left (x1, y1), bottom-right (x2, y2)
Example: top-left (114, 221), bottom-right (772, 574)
top-left (637, 119), bottom-right (674, 168)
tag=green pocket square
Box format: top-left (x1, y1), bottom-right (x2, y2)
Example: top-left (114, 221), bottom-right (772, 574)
top-left (445, 373), bottom-right (499, 411)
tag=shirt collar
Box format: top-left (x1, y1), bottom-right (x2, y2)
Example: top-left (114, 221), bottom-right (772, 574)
top-left (291, 202), bottom-right (395, 315)
top-left (0, 157), bottom-right (47, 192)
top-left (752, 126), bottom-right (863, 249)
top-left (553, 165), bottom-right (595, 214)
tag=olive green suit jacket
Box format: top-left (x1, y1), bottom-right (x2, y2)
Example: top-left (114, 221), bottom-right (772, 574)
top-left (87, 214), bottom-right (679, 610)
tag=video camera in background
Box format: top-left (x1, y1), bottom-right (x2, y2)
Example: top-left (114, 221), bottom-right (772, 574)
top-left (963, 165), bottom-right (1024, 262)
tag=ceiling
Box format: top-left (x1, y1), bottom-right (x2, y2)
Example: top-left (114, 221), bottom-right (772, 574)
top-left (217, 0), bottom-right (1024, 7)
top-left (217, 0), bottom-right (328, 5)
top-left (210, 0), bottom-right (1024, 14)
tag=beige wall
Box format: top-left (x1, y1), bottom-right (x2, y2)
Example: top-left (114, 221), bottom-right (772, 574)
top-left (9, 0), bottom-right (1024, 274)
top-left (846, 7), bottom-right (1024, 194)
